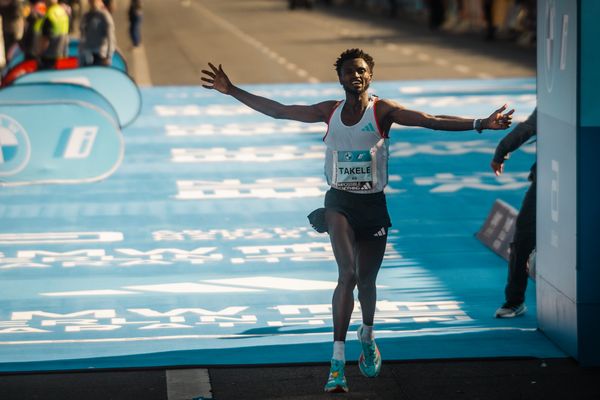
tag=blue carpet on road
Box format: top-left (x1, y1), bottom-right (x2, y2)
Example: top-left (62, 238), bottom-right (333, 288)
top-left (0, 78), bottom-right (566, 372)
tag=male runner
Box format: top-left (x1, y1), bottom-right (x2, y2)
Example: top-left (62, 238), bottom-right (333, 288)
top-left (201, 48), bottom-right (514, 393)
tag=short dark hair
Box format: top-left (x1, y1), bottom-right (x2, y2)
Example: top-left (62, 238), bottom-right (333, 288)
top-left (334, 48), bottom-right (375, 76)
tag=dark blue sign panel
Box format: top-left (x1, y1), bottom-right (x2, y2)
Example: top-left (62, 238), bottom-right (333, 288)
top-left (0, 101), bottom-right (123, 185)
top-left (13, 66), bottom-right (141, 127)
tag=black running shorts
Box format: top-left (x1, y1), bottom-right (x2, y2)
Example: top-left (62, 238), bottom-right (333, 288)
top-left (308, 187), bottom-right (392, 240)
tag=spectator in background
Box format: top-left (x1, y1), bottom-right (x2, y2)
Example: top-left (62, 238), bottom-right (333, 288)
top-left (67, 0), bottom-right (81, 33)
top-left (20, 0), bottom-right (46, 60)
top-left (36, 0), bottom-right (69, 69)
top-left (483, 0), bottom-right (497, 40)
top-left (491, 108), bottom-right (537, 318)
top-left (79, 0), bottom-right (115, 66)
top-left (0, 0), bottom-right (24, 61)
top-left (102, 0), bottom-right (115, 13)
top-left (426, 0), bottom-right (446, 30)
top-left (58, 0), bottom-right (72, 32)
top-left (128, 0), bottom-right (141, 47)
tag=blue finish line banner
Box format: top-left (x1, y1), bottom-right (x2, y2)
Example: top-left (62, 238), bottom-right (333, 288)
top-left (14, 66), bottom-right (141, 127)
top-left (0, 78), bottom-right (565, 372)
top-left (0, 83), bottom-right (123, 185)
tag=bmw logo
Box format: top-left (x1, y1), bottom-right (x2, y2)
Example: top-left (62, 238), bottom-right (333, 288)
top-left (0, 114), bottom-right (31, 176)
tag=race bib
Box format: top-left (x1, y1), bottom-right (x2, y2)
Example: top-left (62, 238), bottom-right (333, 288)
top-left (333, 150), bottom-right (375, 191)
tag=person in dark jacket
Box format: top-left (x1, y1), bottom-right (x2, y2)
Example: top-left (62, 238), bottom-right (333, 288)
top-left (491, 108), bottom-right (537, 318)
top-left (79, 0), bottom-right (115, 66)
top-left (127, 0), bottom-right (141, 47)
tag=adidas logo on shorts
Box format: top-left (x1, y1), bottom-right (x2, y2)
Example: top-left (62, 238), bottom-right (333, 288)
top-left (373, 227), bottom-right (387, 237)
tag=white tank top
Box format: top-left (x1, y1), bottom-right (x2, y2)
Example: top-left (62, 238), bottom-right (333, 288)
top-left (323, 97), bottom-right (389, 194)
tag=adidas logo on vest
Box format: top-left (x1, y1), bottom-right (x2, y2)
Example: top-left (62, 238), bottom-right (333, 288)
top-left (361, 122), bottom-right (376, 132)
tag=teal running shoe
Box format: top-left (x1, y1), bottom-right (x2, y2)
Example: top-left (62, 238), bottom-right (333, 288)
top-left (324, 358), bottom-right (349, 393)
top-left (357, 326), bottom-right (382, 378)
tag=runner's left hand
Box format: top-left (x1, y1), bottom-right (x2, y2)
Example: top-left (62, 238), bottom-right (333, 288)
top-left (483, 104), bottom-right (514, 130)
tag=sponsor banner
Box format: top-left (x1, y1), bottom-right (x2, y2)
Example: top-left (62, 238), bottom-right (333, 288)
top-left (67, 39), bottom-right (128, 73)
top-left (0, 83), bottom-right (120, 125)
top-left (0, 99), bottom-right (123, 185)
top-left (14, 66), bottom-right (141, 127)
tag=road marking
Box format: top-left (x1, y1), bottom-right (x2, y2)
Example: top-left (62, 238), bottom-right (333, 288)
top-left (477, 72), bottom-right (495, 79)
top-left (167, 369), bottom-right (213, 400)
top-left (454, 64), bottom-right (472, 74)
top-left (132, 45), bottom-right (152, 87)
top-left (193, 2), bottom-right (319, 83)
top-left (287, 6), bottom-right (500, 80)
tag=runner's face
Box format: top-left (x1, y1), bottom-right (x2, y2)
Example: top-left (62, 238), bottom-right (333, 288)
top-left (339, 58), bottom-right (372, 95)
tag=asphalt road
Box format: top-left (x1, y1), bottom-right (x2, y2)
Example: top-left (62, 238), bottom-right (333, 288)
top-left (112, 0), bottom-right (536, 87)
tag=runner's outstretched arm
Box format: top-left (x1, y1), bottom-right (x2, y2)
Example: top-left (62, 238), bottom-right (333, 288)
top-left (377, 100), bottom-right (514, 132)
top-left (201, 62), bottom-right (335, 123)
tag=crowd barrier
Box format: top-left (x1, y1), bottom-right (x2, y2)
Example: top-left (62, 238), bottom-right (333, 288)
top-left (0, 83), bottom-right (124, 186)
top-left (12, 66), bottom-right (141, 127)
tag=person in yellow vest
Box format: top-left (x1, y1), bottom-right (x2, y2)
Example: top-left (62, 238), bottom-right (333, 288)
top-left (35, 0), bottom-right (69, 69)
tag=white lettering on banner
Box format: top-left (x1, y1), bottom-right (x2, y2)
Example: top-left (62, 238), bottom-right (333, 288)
top-left (0, 247), bottom-right (223, 269)
top-left (51, 76), bottom-right (92, 87)
top-left (42, 318), bottom-right (103, 326)
top-left (390, 140), bottom-right (494, 157)
top-left (12, 310), bottom-right (116, 320)
top-left (252, 88), bottom-right (343, 98)
top-left (162, 88), bottom-right (341, 100)
top-left (0, 240), bottom-right (405, 269)
top-left (0, 320), bottom-right (50, 333)
top-left (170, 141), bottom-right (535, 163)
top-left (51, 77), bottom-right (91, 86)
top-left (414, 172), bottom-right (530, 193)
top-left (63, 127), bottom-right (98, 159)
top-left (197, 315), bottom-right (257, 328)
top-left (268, 300), bottom-right (471, 327)
top-left (65, 325), bottom-right (121, 332)
top-left (154, 104), bottom-right (255, 117)
top-left (152, 227), bottom-right (326, 242)
top-left (551, 160), bottom-right (559, 223)
top-left (550, 160), bottom-right (560, 248)
top-left (175, 177), bottom-right (326, 200)
top-left (0, 231), bottom-right (123, 245)
top-left (175, 177), bottom-right (401, 200)
top-left (0, 300), bottom-right (471, 336)
top-left (171, 145), bottom-right (324, 163)
top-left (0, 249), bottom-right (108, 269)
top-left (165, 122), bottom-right (323, 137)
top-left (482, 211), bottom-right (516, 251)
top-left (204, 277), bottom-right (341, 291)
top-left (115, 248), bottom-right (223, 265)
top-left (231, 242), bottom-right (402, 264)
top-left (393, 94), bottom-right (536, 110)
top-left (129, 307), bottom-right (248, 317)
top-left (37, 276), bottom-right (386, 297)
top-left (389, 140), bottom-right (536, 157)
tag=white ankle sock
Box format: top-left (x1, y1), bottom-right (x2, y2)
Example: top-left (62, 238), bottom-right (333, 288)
top-left (360, 323), bottom-right (374, 342)
top-left (333, 341), bottom-right (345, 362)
